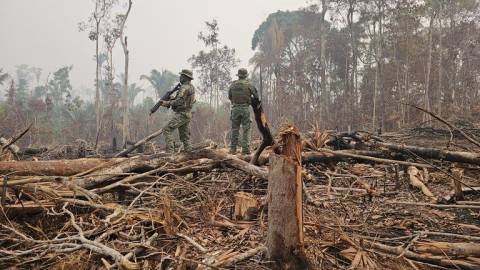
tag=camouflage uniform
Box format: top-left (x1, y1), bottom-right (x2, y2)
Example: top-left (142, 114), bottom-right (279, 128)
top-left (163, 70), bottom-right (196, 153)
top-left (228, 68), bottom-right (258, 154)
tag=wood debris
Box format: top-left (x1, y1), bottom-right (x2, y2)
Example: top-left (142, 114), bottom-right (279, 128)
top-left (1, 128), bottom-right (480, 269)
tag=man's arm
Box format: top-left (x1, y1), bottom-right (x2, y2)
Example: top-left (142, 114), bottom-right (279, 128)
top-left (228, 85), bottom-right (233, 101)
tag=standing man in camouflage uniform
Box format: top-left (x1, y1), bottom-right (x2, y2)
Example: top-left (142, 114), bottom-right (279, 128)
top-left (158, 69), bottom-right (196, 153)
top-left (228, 68), bottom-right (259, 155)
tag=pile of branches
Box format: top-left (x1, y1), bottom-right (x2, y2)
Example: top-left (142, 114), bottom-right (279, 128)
top-left (1, 125), bottom-right (480, 269)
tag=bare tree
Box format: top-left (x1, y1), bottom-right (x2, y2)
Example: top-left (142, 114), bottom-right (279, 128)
top-left (79, 0), bottom-right (116, 144)
top-left (117, 0), bottom-right (133, 148)
top-left (103, 24), bottom-right (121, 148)
top-left (423, 7), bottom-right (436, 122)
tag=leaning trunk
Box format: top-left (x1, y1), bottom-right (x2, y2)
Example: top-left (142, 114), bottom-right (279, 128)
top-left (250, 96), bottom-right (274, 165)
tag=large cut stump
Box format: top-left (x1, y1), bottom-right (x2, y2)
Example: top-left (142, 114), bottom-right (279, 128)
top-left (266, 125), bottom-right (308, 269)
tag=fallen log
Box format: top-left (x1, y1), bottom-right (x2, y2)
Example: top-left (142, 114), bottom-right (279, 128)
top-left (407, 166), bottom-right (436, 200)
top-left (91, 159), bottom-right (217, 194)
top-left (376, 142), bottom-right (480, 165)
top-left (196, 149), bottom-right (268, 180)
top-left (213, 246), bottom-right (267, 267)
top-left (308, 149), bottom-right (432, 168)
top-left (443, 187), bottom-right (480, 203)
top-left (416, 241), bottom-right (480, 257)
top-left (414, 231), bottom-right (480, 242)
top-left (3, 200), bottom-right (56, 214)
top-left (364, 239), bottom-right (480, 270)
top-left (0, 158), bottom-right (118, 176)
top-left (303, 150), bottom-right (394, 163)
top-left (115, 128), bottom-right (164, 157)
top-left (73, 155), bottom-right (162, 189)
top-left (5, 176), bottom-right (65, 187)
top-left (386, 200), bottom-right (480, 209)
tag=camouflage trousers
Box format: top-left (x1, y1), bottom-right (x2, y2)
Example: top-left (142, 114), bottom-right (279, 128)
top-left (230, 105), bottom-right (251, 154)
top-left (163, 111), bottom-right (192, 153)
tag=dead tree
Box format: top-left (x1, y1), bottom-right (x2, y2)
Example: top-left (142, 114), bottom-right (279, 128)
top-left (119, 0), bottom-right (133, 148)
top-left (266, 126), bottom-right (308, 269)
top-left (250, 96), bottom-right (273, 165)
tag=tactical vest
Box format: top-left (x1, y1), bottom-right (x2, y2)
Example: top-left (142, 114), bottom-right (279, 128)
top-left (229, 79), bottom-right (253, 105)
top-left (172, 84), bottom-right (195, 112)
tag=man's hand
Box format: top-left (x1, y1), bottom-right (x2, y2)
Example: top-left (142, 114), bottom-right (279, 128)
top-left (161, 100), bottom-right (171, 107)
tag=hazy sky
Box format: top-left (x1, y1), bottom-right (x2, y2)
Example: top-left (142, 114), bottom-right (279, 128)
top-left (0, 0), bottom-right (306, 99)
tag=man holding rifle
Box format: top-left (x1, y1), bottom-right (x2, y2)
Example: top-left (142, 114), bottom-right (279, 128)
top-left (150, 69), bottom-right (195, 153)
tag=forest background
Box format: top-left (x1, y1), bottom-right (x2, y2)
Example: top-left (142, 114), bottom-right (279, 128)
top-left (1, 0), bottom-right (479, 151)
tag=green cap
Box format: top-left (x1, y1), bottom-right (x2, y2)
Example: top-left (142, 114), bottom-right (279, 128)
top-left (179, 69), bottom-right (194, 80)
top-left (237, 68), bottom-right (248, 78)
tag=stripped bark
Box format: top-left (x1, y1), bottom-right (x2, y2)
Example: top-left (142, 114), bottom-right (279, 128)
top-left (266, 126), bottom-right (308, 269)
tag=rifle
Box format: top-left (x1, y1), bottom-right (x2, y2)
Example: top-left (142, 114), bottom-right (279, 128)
top-left (150, 82), bottom-right (182, 115)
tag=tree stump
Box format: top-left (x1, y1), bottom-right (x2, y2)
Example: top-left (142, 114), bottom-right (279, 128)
top-left (451, 168), bottom-right (464, 201)
top-left (234, 192), bottom-right (259, 221)
top-left (266, 125), bottom-right (308, 269)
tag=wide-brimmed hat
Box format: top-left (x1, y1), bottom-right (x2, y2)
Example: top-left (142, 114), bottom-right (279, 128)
top-left (179, 69), bottom-right (194, 80)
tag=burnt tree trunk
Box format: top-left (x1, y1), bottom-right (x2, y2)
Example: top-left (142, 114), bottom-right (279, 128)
top-left (266, 126), bottom-right (308, 269)
top-left (250, 96), bottom-right (274, 165)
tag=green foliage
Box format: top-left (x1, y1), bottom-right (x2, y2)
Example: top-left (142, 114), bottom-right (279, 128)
top-left (0, 68), bottom-right (8, 85)
top-left (140, 69), bottom-right (177, 98)
top-left (14, 64), bottom-right (33, 109)
top-left (48, 66), bottom-right (73, 105)
top-left (189, 20), bottom-right (239, 108)
top-left (249, 0), bottom-right (480, 131)
top-left (251, 10), bottom-right (325, 51)
top-left (127, 83), bottom-right (145, 107)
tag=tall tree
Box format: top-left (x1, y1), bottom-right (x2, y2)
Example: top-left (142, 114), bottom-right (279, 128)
top-left (189, 20), bottom-right (239, 109)
top-left (79, 0), bottom-right (116, 138)
top-left (103, 21), bottom-right (121, 146)
top-left (14, 65), bottom-right (33, 110)
top-left (423, 4), bottom-right (436, 122)
top-left (116, 0), bottom-right (133, 147)
top-left (47, 66), bottom-right (73, 106)
top-left (140, 69), bottom-right (177, 99)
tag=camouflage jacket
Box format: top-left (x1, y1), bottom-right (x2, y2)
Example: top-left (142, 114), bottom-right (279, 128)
top-left (228, 79), bottom-right (259, 105)
top-left (170, 82), bottom-right (195, 113)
